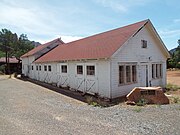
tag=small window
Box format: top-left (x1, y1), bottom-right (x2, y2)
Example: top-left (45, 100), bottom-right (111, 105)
top-left (159, 64), bottom-right (162, 78)
top-left (132, 65), bottom-right (137, 82)
top-left (32, 65), bottom-right (33, 70)
top-left (39, 65), bottom-right (41, 71)
top-left (87, 66), bottom-right (95, 75)
top-left (141, 40), bottom-right (147, 48)
top-left (36, 65), bottom-right (38, 71)
top-left (77, 65), bottom-right (83, 74)
top-left (61, 65), bottom-right (67, 73)
top-left (44, 65), bottom-right (47, 71)
top-left (152, 64), bottom-right (155, 79)
top-left (48, 65), bottom-right (51, 71)
top-left (126, 66), bottom-right (131, 83)
top-left (119, 66), bottom-right (124, 84)
top-left (156, 64), bottom-right (158, 78)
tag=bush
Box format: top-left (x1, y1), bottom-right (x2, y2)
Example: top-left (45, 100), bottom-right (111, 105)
top-left (136, 98), bottom-right (148, 106)
top-left (166, 83), bottom-right (180, 91)
top-left (0, 64), bottom-right (6, 74)
top-left (173, 97), bottom-right (180, 103)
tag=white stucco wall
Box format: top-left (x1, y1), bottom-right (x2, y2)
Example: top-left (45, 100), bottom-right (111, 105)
top-left (31, 60), bottom-right (111, 98)
top-left (22, 56), bottom-right (35, 76)
top-left (110, 25), bottom-right (167, 98)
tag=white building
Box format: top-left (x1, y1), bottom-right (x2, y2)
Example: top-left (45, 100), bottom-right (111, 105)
top-left (22, 19), bottom-right (170, 99)
top-left (21, 38), bottom-right (64, 77)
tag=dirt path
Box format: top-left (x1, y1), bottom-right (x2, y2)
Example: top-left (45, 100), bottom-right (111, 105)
top-left (167, 70), bottom-right (180, 86)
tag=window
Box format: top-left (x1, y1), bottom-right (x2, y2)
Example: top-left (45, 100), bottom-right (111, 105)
top-left (152, 64), bottom-right (155, 79)
top-left (77, 65), bottom-right (83, 75)
top-left (32, 65), bottom-right (33, 70)
top-left (36, 65), bottom-right (38, 71)
top-left (28, 65), bottom-right (30, 73)
top-left (61, 65), bottom-right (67, 73)
top-left (126, 66), bottom-right (131, 83)
top-left (87, 66), bottom-right (95, 75)
top-left (141, 40), bottom-right (147, 48)
top-left (156, 64), bottom-right (158, 78)
top-left (132, 65), bottom-right (137, 82)
top-left (152, 64), bottom-right (162, 79)
top-left (159, 64), bottom-right (162, 77)
top-left (119, 66), bottom-right (124, 84)
top-left (44, 65), bottom-right (47, 71)
top-left (48, 65), bottom-right (51, 71)
top-left (119, 64), bottom-right (137, 85)
top-left (39, 65), bottom-right (41, 71)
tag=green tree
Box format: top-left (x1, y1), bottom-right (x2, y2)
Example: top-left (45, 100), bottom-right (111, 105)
top-left (0, 29), bottom-right (34, 59)
top-left (0, 28), bottom-right (34, 74)
top-left (167, 39), bottom-right (180, 68)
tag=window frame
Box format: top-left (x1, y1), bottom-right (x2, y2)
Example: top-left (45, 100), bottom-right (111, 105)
top-left (44, 65), bottom-right (47, 71)
top-left (39, 65), bottom-right (41, 71)
top-left (61, 65), bottom-right (67, 73)
top-left (126, 65), bottom-right (131, 83)
top-left (152, 64), bottom-right (155, 79)
top-left (86, 65), bottom-right (95, 76)
top-left (141, 40), bottom-right (147, 48)
top-left (119, 66), bottom-right (124, 84)
top-left (77, 65), bottom-right (83, 75)
top-left (118, 63), bottom-right (137, 86)
top-left (132, 65), bottom-right (137, 82)
top-left (152, 63), bottom-right (163, 79)
top-left (36, 65), bottom-right (38, 71)
top-left (48, 65), bottom-right (51, 72)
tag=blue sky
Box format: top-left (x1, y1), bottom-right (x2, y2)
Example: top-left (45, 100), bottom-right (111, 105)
top-left (0, 0), bottom-right (180, 50)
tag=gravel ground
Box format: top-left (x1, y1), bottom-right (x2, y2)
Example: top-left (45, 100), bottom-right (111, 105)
top-left (0, 75), bottom-right (180, 135)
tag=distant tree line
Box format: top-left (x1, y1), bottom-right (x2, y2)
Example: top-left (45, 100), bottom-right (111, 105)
top-left (0, 29), bottom-right (35, 59)
top-left (167, 39), bottom-right (180, 69)
top-left (0, 28), bottom-right (36, 74)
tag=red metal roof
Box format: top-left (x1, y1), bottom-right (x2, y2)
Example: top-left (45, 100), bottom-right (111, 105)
top-left (21, 38), bottom-right (64, 58)
top-left (0, 57), bottom-right (19, 63)
top-left (35, 20), bottom-right (148, 63)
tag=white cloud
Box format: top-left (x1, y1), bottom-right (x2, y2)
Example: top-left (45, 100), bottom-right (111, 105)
top-left (37, 35), bottom-right (83, 44)
top-left (94, 0), bottom-right (151, 13)
top-left (159, 29), bottom-right (180, 38)
top-left (0, 0), bottom-right (58, 36)
top-left (0, 0), bottom-right (97, 41)
top-left (61, 36), bottom-right (83, 43)
top-left (173, 19), bottom-right (180, 23)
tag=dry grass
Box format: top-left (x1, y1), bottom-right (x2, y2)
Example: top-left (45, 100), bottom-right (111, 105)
top-left (166, 70), bottom-right (180, 104)
top-left (167, 70), bottom-right (180, 87)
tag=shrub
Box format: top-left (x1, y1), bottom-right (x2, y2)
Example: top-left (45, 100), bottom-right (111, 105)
top-left (90, 101), bottom-right (100, 107)
top-left (0, 65), bottom-right (6, 74)
top-left (173, 97), bottom-right (180, 103)
top-left (136, 98), bottom-right (148, 106)
top-left (166, 83), bottom-right (180, 91)
top-left (86, 96), bottom-right (93, 105)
